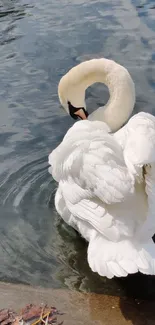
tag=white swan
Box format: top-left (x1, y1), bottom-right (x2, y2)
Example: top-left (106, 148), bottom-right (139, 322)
top-left (48, 58), bottom-right (155, 279)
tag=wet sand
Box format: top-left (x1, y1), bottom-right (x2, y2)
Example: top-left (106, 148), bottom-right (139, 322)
top-left (0, 282), bottom-right (155, 325)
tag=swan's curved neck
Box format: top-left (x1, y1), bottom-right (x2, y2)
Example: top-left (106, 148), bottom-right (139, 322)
top-left (59, 58), bottom-right (135, 132)
top-left (81, 59), bottom-right (135, 131)
top-left (86, 61), bottom-right (135, 131)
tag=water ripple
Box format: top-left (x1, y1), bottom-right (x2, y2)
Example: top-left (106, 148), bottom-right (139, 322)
top-left (0, 0), bottom-right (155, 297)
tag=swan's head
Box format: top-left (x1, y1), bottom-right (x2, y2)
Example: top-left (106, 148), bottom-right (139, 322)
top-left (67, 101), bottom-right (89, 120)
top-left (58, 65), bottom-right (89, 120)
top-left (58, 58), bottom-right (135, 130)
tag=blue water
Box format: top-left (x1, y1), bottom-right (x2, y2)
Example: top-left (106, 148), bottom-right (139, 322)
top-left (0, 0), bottom-right (155, 297)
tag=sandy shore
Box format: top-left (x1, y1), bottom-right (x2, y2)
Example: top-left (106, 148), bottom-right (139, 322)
top-left (0, 282), bottom-right (155, 325)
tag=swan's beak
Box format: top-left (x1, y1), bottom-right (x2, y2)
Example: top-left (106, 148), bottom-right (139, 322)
top-left (67, 102), bottom-right (88, 120)
top-left (74, 108), bottom-right (88, 120)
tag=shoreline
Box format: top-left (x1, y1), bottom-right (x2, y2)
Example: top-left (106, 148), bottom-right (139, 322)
top-left (0, 282), bottom-right (155, 324)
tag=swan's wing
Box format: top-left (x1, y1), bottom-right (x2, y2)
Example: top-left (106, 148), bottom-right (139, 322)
top-left (114, 112), bottom-right (155, 162)
top-left (59, 180), bottom-right (140, 242)
top-left (81, 131), bottom-right (134, 205)
top-left (49, 120), bottom-right (135, 242)
top-left (137, 163), bottom-right (155, 240)
top-left (123, 112), bottom-right (155, 174)
top-left (116, 112), bottom-right (155, 240)
top-left (49, 119), bottom-right (134, 205)
top-left (54, 185), bottom-right (79, 232)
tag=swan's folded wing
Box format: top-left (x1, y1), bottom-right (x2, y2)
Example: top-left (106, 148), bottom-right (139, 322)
top-left (135, 163), bottom-right (155, 241)
top-left (49, 120), bottom-right (135, 241)
top-left (60, 179), bottom-right (136, 242)
top-left (123, 112), bottom-right (155, 174)
top-left (119, 112), bottom-right (155, 240)
top-left (49, 120), bottom-right (134, 206)
top-left (81, 131), bottom-right (135, 204)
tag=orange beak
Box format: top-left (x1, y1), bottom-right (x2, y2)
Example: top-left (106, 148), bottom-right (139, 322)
top-left (74, 108), bottom-right (87, 120)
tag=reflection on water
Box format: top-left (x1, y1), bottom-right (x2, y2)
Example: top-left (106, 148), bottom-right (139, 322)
top-left (0, 0), bottom-right (155, 298)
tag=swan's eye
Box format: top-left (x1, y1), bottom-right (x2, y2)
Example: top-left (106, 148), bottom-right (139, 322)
top-left (68, 101), bottom-right (88, 120)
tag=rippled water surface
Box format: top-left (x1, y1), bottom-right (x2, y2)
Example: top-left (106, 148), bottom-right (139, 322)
top-left (1, 0), bottom-right (155, 298)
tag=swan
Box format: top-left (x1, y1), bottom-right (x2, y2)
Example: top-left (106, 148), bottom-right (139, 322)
top-left (48, 58), bottom-right (155, 279)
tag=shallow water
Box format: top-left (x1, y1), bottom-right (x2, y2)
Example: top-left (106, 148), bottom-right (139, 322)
top-left (0, 0), bottom-right (155, 298)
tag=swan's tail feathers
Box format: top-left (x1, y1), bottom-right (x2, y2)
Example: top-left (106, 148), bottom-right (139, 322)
top-left (87, 235), bottom-right (155, 279)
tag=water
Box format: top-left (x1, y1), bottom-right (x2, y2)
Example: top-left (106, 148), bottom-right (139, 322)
top-left (0, 0), bottom-right (155, 298)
